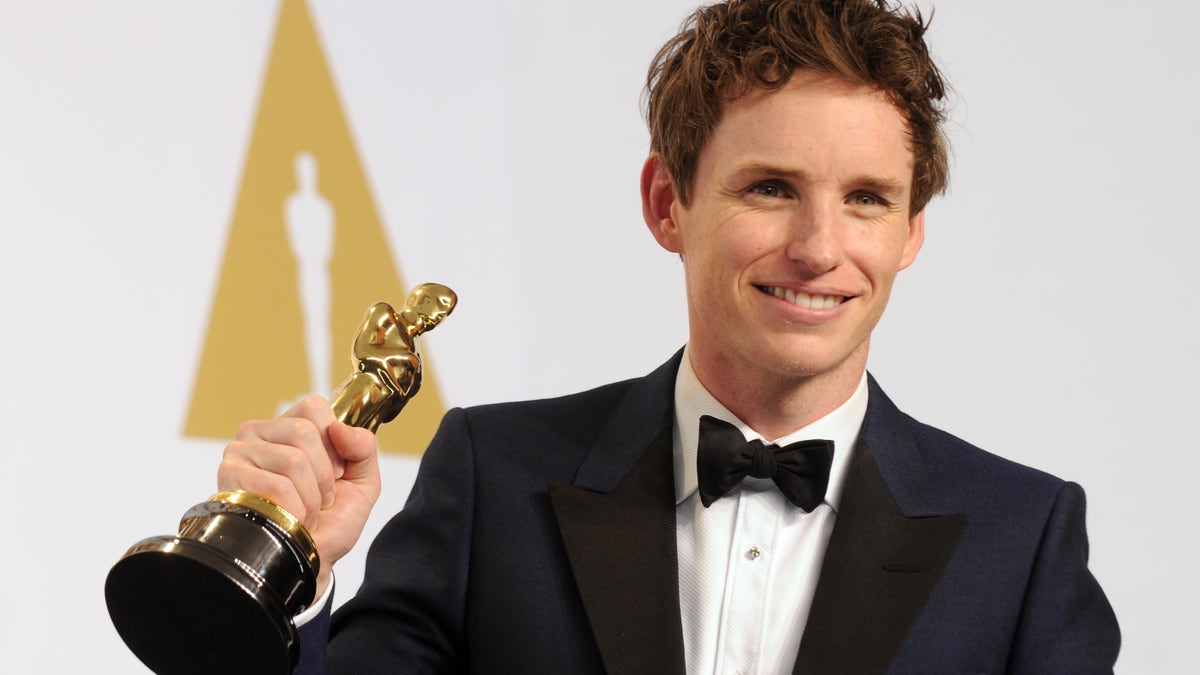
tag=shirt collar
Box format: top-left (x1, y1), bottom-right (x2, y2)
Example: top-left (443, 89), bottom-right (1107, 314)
top-left (672, 346), bottom-right (868, 512)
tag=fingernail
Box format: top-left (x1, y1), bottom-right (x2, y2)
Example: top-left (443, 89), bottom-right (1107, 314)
top-left (322, 490), bottom-right (335, 509)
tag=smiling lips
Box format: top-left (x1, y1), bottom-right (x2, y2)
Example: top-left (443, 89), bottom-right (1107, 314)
top-left (759, 285), bottom-right (846, 310)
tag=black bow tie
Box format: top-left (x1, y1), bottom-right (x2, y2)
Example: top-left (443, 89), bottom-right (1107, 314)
top-left (696, 415), bottom-right (834, 512)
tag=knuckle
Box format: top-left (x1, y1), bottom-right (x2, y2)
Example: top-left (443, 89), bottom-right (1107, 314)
top-left (234, 419), bottom-right (262, 440)
top-left (301, 393), bottom-right (327, 408)
top-left (296, 395), bottom-right (331, 420)
top-left (222, 439), bottom-right (248, 461)
top-left (249, 474), bottom-right (306, 521)
top-left (283, 416), bottom-right (321, 447)
top-left (215, 462), bottom-right (239, 491)
top-left (279, 447), bottom-right (311, 476)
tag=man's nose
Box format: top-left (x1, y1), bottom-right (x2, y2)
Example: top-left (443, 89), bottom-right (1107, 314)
top-left (784, 200), bottom-right (844, 275)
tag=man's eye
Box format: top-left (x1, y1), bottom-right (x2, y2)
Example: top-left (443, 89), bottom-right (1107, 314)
top-left (851, 192), bottom-right (882, 206)
top-left (750, 183), bottom-right (783, 198)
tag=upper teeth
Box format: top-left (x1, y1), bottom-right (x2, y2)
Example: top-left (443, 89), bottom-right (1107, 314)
top-left (767, 286), bottom-right (843, 309)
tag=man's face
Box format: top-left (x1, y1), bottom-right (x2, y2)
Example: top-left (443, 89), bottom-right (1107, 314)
top-left (644, 71), bottom-right (924, 396)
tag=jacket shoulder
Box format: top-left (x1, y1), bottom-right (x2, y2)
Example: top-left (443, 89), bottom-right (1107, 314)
top-left (459, 376), bottom-right (642, 436)
top-left (893, 406), bottom-right (1073, 524)
top-left (866, 377), bottom-right (1067, 505)
top-left (450, 351), bottom-right (683, 452)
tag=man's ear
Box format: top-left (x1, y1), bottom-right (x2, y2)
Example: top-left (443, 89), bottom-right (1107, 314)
top-left (641, 154), bottom-right (684, 253)
top-left (899, 208), bottom-right (925, 270)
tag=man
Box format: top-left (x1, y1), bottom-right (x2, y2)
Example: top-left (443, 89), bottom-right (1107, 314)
top-left (219, 1), bottom-right (1120, 672)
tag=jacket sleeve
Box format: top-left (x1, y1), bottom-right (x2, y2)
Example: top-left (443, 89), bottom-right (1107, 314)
top-left (294, 596), bottom-right (332, 674)
top-left (1006, 481), bottom-right (1120, 673)
top-left (296, 407), bottom-right (477, 674)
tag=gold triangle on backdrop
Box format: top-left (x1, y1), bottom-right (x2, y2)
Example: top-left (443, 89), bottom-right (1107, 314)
top-left (185, 0), bottom-right (446, 455)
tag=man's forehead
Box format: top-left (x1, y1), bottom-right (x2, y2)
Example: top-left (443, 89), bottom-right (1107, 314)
top-left (706, 74), bottom-right (915, 177)
top-left (724, 71), bottom-right (905, 129)
top-left (734, 69), bottom-right (886, 102)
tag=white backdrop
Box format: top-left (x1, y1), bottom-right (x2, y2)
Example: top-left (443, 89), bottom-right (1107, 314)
top-left (1, 1), bottom-right (1195, 672)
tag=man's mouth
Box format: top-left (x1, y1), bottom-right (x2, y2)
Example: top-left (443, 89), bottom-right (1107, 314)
top-left (757, 285), bottom-right (846, 309)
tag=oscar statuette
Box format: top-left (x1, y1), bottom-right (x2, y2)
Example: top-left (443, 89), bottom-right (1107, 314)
top-left (105, 283), bottom-right (457, 675)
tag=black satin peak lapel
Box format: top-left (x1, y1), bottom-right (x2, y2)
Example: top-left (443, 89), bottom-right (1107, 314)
top-left (793, 442), bottom-right (967, 674)
top-left (549, 429), bottom-right (686, 675)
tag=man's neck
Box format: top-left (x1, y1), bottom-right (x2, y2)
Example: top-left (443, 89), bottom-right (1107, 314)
top-left (686, 345), bottom-right (868, 442)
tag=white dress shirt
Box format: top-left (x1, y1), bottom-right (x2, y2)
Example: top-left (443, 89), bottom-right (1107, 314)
top-left (674, 351), bottom-right (868, 674)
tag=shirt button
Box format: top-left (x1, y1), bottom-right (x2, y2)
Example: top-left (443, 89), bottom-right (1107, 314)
top-left (747, 546), bottom-right (761, 560)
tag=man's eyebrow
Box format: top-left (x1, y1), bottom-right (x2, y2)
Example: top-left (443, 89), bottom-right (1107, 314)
top-left (849, 175), bottom-right (907, 196)
top-left (731, 163), bottom-right (908, 196)
top-left (730, 161), bottom-right (807, 180)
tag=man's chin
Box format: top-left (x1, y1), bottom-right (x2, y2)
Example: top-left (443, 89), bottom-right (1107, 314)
top-left (756, 340), bottom-right (868, 383)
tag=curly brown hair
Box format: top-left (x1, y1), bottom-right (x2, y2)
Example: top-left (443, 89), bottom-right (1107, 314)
top-left (646, 0), bottom-right (949, 213)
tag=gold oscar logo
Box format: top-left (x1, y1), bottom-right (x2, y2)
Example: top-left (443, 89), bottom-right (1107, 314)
top-left (185, 0), bottom-right (446, 455)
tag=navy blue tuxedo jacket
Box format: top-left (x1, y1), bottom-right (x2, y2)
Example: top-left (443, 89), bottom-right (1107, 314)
top-left (297, 352), bottom-right (1119, 673)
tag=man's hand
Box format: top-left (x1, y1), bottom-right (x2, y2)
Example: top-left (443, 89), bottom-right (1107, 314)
top-left (217, 395), bottom-right (381, 597)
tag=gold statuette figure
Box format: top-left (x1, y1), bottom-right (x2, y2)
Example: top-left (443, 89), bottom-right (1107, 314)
top-left (105, 284), bottom-right (457, 675)
top-left (331, 283), bottom-right (456, 431)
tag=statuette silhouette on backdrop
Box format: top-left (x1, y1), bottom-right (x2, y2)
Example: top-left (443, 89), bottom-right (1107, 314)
top-left (105, 284), bottom-right (457, 675)
top-left (284, 151), bottom-right (335, 398)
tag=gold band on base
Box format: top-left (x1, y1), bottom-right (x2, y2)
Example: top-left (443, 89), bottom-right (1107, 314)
top-left (206, 490), bottom-right (320, 573)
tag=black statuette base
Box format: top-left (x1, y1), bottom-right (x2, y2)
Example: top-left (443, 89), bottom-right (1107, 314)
top-left (105, 500), bottom-right (316, 675)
